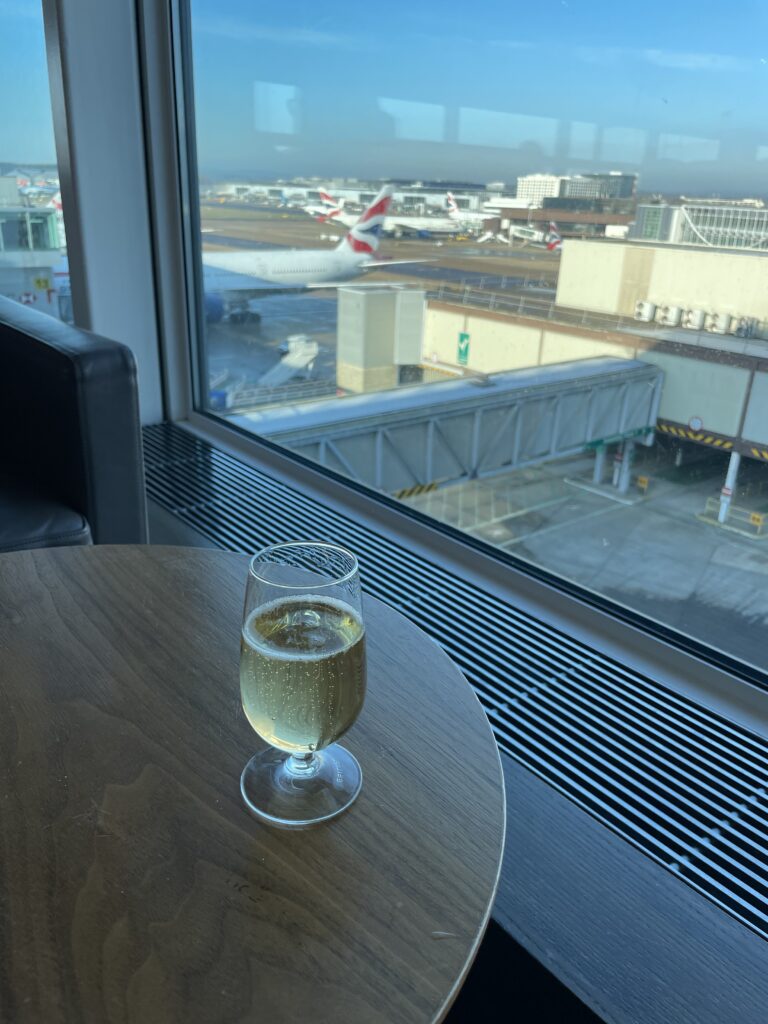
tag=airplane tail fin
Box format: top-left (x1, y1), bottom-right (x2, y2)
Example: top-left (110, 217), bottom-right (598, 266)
top-left (446, 191), bottom-right (460, 216)
top-left (546, 221), bottom-right (562, 251)
top-left (316, 206), bottom-right (343, 223)
top-left (337, 185), bottom-right (393, 255)
top-left (318, 189), bottom-right (343, 209)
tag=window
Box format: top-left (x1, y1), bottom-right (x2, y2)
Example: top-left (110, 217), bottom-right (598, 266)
top-left (0, 2), bottom-right (68, 321)
top-left (180, 0), bottom-right (768, 674)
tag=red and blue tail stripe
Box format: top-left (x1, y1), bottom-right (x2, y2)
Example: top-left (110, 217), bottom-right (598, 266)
top-left (343, 187), bottom-right (392, 254)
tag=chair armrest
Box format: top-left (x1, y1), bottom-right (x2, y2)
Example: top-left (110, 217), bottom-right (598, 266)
top-left (0, 296), bottom-right (148, 544)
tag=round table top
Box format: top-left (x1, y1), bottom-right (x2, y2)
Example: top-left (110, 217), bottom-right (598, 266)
top-left (0, 545), bottom-right (505, 1023)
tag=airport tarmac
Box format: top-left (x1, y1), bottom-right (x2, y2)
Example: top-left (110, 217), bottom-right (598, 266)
top-left (404, 448), bottom-right (768, 671)
top-left (206, 294), bottom-right (338, 392)
top-left (199, 204), bottom-right (561, 289)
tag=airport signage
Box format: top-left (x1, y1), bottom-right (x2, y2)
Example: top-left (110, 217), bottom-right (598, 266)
top-left (457, 332), bottom-right (470, 366)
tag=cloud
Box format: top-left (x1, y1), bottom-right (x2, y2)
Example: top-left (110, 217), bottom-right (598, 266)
top-left (193, 16), bottom-right (358, 49)
top-left (406, 32), bottom-right (533, 52)
top-left (576, 44), bottom-right (752, 73)
top-left (641, 49), bottom-right (749, 72)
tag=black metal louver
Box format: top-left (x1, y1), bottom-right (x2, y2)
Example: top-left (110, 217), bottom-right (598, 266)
top-left (144, 422), bottom-right (768, 942)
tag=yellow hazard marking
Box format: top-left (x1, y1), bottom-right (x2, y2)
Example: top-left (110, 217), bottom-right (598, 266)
top-left (659, 423), bottom-right (733, 449)
top-left (394, 483), bottom-right (438, 499)
top-left (750, 448), bottom-right (768, 461)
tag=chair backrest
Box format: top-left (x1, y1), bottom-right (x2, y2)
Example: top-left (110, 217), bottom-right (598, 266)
top-left (0, 296), bottom-right (148, 544)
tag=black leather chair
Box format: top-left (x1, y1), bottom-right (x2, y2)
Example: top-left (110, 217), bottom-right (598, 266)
top-left (0, 296), bottom-right (148, 552)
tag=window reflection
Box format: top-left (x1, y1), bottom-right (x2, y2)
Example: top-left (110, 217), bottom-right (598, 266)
top-left (377, 98), bottom-right (446, 142)
top-left (458, 107), bottom-right (557, 154)
top-left (253, 81), bottom-right (298, 134)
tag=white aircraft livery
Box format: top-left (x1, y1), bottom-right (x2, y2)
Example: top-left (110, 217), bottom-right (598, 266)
top-left (446, 192), bottom-right (488, 226)
top-left (309, 189), bottom-right (461, 237)
top-left (203, 186), bottom-right (419, 300)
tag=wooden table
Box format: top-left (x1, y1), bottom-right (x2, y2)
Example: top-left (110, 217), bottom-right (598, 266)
top-left (0, 546), bottom-right (505, 1023)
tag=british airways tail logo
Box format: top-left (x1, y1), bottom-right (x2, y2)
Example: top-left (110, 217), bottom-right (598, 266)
top-left (343, 187), bottom-right (393, 254)
top-left (347, 222), bottom-right (382, 253)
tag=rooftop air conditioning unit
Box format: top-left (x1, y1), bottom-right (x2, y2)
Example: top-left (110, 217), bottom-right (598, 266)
top-left (634, 300), bottom-right (656, 322)
top-left (731, 316), bottom-right (757, 338)
top-left (657, 305), bottom-right (682, 327)
top-left (682, 308), bottom-right (705, 330)
top-left (705, 312), bottom-right (730, 335)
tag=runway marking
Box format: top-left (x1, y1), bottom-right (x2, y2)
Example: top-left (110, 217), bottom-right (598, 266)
top-left (500, 498), bottom-right (629, 546)
top-left (462, 495), bottom-right (571, 532)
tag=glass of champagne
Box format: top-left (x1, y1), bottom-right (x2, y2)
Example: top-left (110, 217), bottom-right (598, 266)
top-left (239, 542), bottom-right (366, 828)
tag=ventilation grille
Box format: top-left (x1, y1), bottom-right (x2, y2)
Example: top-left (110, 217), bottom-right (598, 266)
top-left (145, 423), bottom-right (768, 941)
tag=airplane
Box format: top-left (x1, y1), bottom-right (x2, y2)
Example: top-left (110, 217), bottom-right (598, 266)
top-left (504, 220), bottom-right (562, 248)
top-left (303, 189), bottom-right (346, 219)
top-left (202, 185), bottom-right (426, 321)
top-left (51, 188), bottom-right (425, 325)
top-left (446, 192), bottom-right (488, 227)
top-left (311, 192), bottom-right (461, 239)
top-left (277, 190), bottom-right (303, 209)
top-left (545, 222), bottom-right (563, 252)
top-left (474, 219), bottom-right (563, 250)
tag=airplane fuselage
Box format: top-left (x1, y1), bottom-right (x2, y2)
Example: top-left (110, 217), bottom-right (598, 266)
top-left (326, 211), bottom-right (459, 236)
top-left (203, 246), bottom-right (366, 287)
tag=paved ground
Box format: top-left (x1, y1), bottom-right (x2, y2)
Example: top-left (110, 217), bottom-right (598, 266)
top-left (206, 294), bottom-right (338, 393)
top-left (406, 446), bottom-right (768, 672)
top-left (199, 204), bottom-right (562, 289)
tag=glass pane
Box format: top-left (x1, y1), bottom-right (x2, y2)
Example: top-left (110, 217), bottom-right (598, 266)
top-left (186, 0), bottom-right (768, 672)
top-left (0, 3), bottom-right (69, 321)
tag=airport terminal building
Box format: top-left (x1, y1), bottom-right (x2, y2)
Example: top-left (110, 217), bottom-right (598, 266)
top-left (630, 202), bottom-right (768, 251)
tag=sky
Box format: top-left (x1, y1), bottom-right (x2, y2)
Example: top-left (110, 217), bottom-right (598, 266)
top-left (0, 1), bottom-right (56, 165)
top-left (2, 0), bottom-right (768, 194)
top-left (188, 0), bottom-right (768, 194)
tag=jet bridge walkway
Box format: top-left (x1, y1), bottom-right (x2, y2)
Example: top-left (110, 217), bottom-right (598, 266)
top-left (233, 357), bottom-right (663, 494)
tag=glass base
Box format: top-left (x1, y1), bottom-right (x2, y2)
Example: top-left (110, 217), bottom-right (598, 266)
top-left (240, 744), bottom-right (362, 829)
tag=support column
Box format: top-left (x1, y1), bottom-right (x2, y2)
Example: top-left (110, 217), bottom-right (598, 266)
top-left (612, 445), bottom-right (623, 488)
top-left (718, 451), bottom-right (741, 523)
top-left (617, 440), bottom-right (635, 495)
top-left (593, 445), bottom-right (606, 484)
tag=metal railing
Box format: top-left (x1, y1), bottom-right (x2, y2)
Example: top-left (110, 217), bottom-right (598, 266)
top-left (429, 284), bottom-right (637, 334)
top-left (224, 379), bottom-right (337, 411)
top-left (703, 497), bottom-right (767, 535)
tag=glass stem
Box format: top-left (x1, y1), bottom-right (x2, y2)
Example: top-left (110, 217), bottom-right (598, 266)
top-left (285, 751), bottom-right (319, 777)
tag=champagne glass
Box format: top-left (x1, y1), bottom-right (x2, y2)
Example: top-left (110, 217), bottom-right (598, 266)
top-left (239, 542), bottom-right (366, 828)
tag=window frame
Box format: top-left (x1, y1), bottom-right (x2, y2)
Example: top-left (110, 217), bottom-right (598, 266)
top-left (135, 0), bottom-right (768, 710)
top-left (43, 0), bottom-right (768, 728)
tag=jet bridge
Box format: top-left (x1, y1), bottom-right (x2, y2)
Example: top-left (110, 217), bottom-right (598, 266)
top-left (233, 357), bottom-right (663, 494)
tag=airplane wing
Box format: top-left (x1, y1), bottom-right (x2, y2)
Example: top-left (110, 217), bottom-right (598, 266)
top-left (360, 259), bottom-right (434, 268)
top-left (303, 280), bottom-right (403, 290)
top-left (304, 263), bottom-right (434, 289)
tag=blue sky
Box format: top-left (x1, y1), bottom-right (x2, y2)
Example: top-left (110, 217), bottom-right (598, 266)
top-left (3, 0), bottom-right (768, 193)
top-left (189, 0), bottom-right (768, 193)
top-left (0, 1), bottom-right (56, 164)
